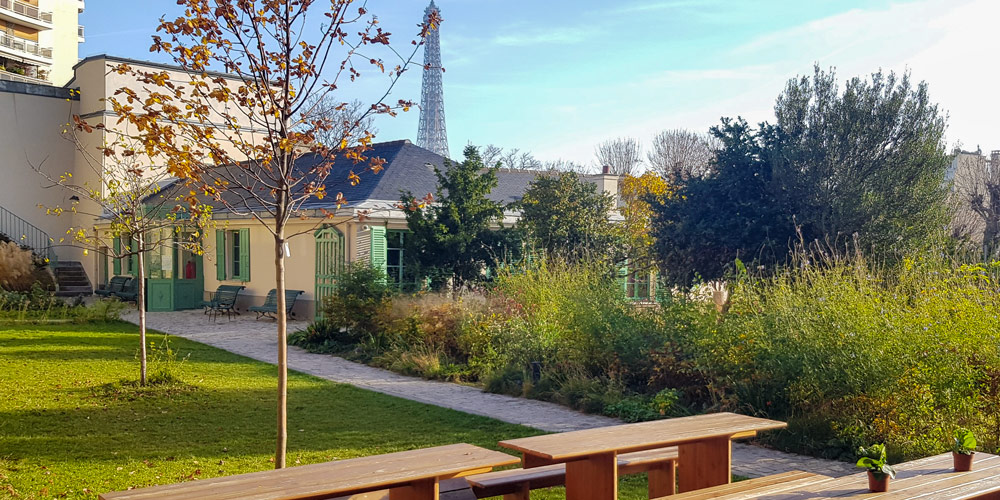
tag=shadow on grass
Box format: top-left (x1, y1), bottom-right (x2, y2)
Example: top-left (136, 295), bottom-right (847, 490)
top-left (0, 383), bottom-right (539, 464)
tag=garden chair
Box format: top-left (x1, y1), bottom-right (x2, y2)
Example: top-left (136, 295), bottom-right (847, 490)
top-left (248, 289), bottom-right (304, 320)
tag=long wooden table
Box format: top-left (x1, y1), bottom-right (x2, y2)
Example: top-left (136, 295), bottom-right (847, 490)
top-left (498, 412), bottom-right (787, 500)
top-left (99, 443), bottom-right (520, 500)
top-left (715, 452), bottom-right (1000, 499)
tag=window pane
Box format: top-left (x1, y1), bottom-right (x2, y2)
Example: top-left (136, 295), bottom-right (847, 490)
top-left (388, 249), bottom-right (401, 266)
top-left (231, 231), bottom-right (240, 276)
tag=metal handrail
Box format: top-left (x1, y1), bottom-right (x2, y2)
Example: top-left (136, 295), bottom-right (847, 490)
top-left (0, 205), bottom-right (56, 264)
top-left (0, 0), bottom-right (53, 24)
top-left (0, 31), bottom-right (52, 59)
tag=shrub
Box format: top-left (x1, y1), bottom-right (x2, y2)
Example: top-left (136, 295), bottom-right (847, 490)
top-left (0, 241), bottom-right (34, 291)
top-left (697, 250), bottom-right (1000, 460)
top-left (310, 263), bottom-right (393, 345)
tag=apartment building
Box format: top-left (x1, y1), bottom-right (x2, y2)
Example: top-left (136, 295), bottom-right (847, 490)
top-left (0, 0), bottom-right (82, 85)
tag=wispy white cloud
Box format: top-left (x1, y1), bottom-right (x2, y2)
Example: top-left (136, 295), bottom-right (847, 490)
top-left (491, 26), bottom-right (593, 46)
top-left (616, 0), bottom-right (715, 13)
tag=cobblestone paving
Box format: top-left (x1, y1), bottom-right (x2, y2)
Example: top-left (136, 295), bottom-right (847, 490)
top-left (123, 309), bottom-right (856, 478)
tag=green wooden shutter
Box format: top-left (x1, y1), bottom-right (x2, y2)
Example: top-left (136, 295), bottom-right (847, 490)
top-left (238, 228), bottom-right (250, 281)
top-left (129, 237), bottom-right (138, 276)
top-left (370, 226), bottom-right (387, 280)
top-left (113, 237), bottom-right (121, 275)
top-left (618, 260), bottom-right (629, 294)
top-left (215, 230), bottom-right (227, 280)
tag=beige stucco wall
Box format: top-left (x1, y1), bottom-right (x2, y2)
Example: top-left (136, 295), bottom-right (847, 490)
top-left (197, 215), bottom-right (407, 319)
top-left (0, 85), bottom-right (89, 266)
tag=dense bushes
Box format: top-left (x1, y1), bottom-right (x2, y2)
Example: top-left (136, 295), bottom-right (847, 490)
top-left (703, 253), bottom-right (1000, 461)
top-left (292, 252), bottom-right (1000, 462)
top-left (0, 284), bottom-right (124, 322)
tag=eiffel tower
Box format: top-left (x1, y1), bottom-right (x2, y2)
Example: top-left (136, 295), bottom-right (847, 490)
top-left (416, 0), bottom-right (450, 158)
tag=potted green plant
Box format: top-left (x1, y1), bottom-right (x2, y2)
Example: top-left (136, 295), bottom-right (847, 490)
top-left (952, 428), bottom-right (977, 472)
top-left (857, 444), bottom-right (896, 492)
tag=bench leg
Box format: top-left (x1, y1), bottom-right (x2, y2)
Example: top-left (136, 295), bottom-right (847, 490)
top-left (389, 478), bottom-right (438, 500)
top-left (647, 460), bottom-right (676, 498)
top-left (677, 437), bottom-right (731, 493)
top-left (502, 483), bottom-right (531, 500)
top-left (565, 452), bottom-right (617, 500)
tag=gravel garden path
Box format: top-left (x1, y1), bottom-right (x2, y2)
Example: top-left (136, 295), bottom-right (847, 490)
top-left (123, 309), bottom-right (856, 478)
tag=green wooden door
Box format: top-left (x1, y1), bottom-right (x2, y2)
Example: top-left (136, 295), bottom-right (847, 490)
top-left (314, 226), bottom-right (344, 319)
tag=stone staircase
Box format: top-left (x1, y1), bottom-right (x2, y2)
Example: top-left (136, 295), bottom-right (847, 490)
top-left (52, 261), bottom-right (93, 297)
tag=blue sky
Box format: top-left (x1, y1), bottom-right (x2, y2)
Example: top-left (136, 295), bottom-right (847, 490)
top-left (81, 0), bottom-right (999, 167)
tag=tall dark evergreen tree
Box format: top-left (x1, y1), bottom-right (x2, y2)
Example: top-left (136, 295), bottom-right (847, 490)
top-left (651, 66), bottom-right (950, 285)
top-left (401, 145), bottom-right (511, 291)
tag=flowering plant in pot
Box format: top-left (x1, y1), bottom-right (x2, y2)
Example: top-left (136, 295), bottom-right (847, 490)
top-left (857, 444), bottom-right (896, 492)
top-left (952, 428), bottom-right (977, 472)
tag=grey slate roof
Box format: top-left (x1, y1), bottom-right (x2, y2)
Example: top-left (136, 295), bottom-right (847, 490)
top-left (152, 139), bottom-right (548, 211)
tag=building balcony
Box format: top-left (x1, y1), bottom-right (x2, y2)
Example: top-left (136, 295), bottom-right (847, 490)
top-left (77, 24), bottom-right (84, 42)
top-left (78, 0), bottom-right (83, 13)
top-left (0, 32), bottom-right (52, 65)
top-left (0, 67), bottom-right (47, 85)
top-left (0, 0), bottom-right (53, 31)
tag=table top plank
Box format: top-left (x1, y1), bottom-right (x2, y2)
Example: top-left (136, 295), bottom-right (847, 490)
top-left (100, 444), bottom-right (519, 500)
top-left (498, 413), bottom-right (786, 461)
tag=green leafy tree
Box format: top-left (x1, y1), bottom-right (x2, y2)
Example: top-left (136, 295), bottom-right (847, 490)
top-left (401, 145), bottom-right (511, 291)
top-left (518, 172), bottom-right (621, 262)
top-left (651, 66), bottom-right (950, 285)
top-left (35, 124), bottom-right (210, 386)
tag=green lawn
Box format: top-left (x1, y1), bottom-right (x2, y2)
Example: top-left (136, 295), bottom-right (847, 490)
top-left (0, 321), bottom-right (648, 499)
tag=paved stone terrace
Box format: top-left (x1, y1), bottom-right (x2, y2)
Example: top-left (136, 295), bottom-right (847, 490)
top-left (122, 309), bottom-right (856, 478)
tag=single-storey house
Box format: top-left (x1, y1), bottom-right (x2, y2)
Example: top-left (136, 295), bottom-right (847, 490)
top-left (128, 139), bottom-right (624, 317)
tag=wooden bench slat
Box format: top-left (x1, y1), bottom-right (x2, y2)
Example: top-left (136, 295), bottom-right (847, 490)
top-left (100, 444), bottom-right (518, 500)
top-left (466, 447), bottom-right (680, 499)
top-left (660, 471), bottom-right (832, 500)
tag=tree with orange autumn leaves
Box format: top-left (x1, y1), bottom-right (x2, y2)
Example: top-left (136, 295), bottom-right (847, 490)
top-left (70, 0), bottom-right (436, 468)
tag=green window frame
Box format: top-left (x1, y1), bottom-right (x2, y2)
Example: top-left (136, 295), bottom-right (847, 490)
top-left (215, 228), bottom-right (250, 281)
top-left (625, 270), bottom-right (651, 301)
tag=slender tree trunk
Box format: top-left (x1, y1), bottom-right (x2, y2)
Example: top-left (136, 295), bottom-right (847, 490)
top-left (274, 226), bottom-right (287, 469)
top-left (136, 234), bottom-right (147, 386)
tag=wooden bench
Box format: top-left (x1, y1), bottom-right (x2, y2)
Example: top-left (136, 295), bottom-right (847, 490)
top-left (465, 447), bottom-right (679, 500)
top-left (656, 470), bottom-right (833, 500)
top-left (98, 443), bottom-right (519, 500)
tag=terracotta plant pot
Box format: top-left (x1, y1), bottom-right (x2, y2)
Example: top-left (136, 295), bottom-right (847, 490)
top-left (954, 451), bottom-right (975, 472)
top-left (868, 471), bottom-right (890, 492)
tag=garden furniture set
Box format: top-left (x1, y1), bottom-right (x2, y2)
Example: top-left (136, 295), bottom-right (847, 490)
top-left (97, 412), bottom-right (1000, 500)
top-left (200, 286), bottom-right (304, 321)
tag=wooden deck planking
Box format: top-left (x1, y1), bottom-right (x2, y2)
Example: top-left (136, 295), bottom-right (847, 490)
top-left (665, 471), bottom-right (834, 500)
